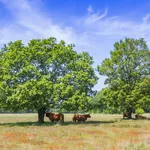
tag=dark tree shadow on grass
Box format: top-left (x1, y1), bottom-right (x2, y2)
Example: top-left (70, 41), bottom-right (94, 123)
top-left (1, 117), bottom-right (149, 127)
top-left (0, 120), bottom-right (118, 127)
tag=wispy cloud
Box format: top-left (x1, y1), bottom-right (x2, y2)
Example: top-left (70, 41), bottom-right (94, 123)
top-left (87, 5), bottom-right (93, 14)
top-left (0, 0), bottom-right (75, 46)
top-left (80, 5), bottom-right (150, 39)
top-left (76, 5), bottom-right (150, 48)
top-left (85, 8), bottom-right (108, 24)
top-left (143, 13), bottom-right (150, 23)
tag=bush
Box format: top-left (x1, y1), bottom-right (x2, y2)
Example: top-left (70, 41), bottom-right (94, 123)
top-left (135, 108), bottom-right (145, 115)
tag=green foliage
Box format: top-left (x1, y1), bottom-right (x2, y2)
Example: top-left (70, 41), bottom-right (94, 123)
top-left (135, 108), bottom-right (145, 115)
top-left (97, 38), bottom-right (150, 112)
top-left (91, 87), bottom-right (122, 114)
top-left (0, 37), bottom-right (98, 112)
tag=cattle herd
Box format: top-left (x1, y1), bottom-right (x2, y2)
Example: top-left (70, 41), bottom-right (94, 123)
top-left (45, 112), bottom-right (148, 123)
top-left (123, 112), bottom-right (148, 119)
top-left (45, 112), bottom-right (91, 123)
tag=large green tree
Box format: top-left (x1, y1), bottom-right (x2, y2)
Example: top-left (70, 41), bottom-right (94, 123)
top-left (98, 38), bottom-right (150, 118)
top-left (0, 37), bottom-right (98, 122)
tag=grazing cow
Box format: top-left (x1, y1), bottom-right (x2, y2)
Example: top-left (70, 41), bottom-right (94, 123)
top-left (46, 112), bottom-right (64, 123)
top-left (72, 114), bottom-right (91, 122)
top-left (135, 114), bottom-right (147, 119)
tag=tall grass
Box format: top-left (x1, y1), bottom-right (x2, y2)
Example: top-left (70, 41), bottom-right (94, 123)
top-left (0, 113), bottom-right (150, 150)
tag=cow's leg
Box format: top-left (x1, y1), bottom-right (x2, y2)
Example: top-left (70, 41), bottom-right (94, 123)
top-left (72, 118), bottom-right (75, 122)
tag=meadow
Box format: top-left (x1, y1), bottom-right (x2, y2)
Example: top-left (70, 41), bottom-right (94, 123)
top-left (0, 113), bottom-right (150, 150)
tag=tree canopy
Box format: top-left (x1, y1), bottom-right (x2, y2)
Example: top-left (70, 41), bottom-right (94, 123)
top-left (0, 37), bottom-right (98, 122)
top-left (97, 38), bottom-right (150, 118)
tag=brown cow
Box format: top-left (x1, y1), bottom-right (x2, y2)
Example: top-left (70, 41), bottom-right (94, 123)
top-left (123, 112), bottom-right (131, 119)
top-left (135, 114), bottom-right (147, 119)
top-left (46, 112), bottom-right (64, 123)
top-left (123, 112), bottom-right (132, 119)
top-left (72, 114), bottom-right (91, 122)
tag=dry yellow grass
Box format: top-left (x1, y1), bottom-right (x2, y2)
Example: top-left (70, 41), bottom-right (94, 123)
top-left (0, 113), bottom-right (150, 150)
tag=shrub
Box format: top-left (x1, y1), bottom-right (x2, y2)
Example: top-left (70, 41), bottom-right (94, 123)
top-left (135, 108), bottom-right (145, 115)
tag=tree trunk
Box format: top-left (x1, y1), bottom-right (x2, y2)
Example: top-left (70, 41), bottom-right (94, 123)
top-left (127, 108), bottom-right (132, 119)
top-left (38, 108), bottom-right (46, 123)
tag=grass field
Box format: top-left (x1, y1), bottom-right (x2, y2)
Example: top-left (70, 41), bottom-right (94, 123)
top-left (0, 113), bottom-right (150, 150)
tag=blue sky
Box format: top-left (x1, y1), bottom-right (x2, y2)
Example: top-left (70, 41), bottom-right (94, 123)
top-left (0, 0), bottom-right (150, 90)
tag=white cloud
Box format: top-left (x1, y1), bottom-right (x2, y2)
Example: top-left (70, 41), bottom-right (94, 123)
top-left (0, 0), bottom-right (75, 46)
top-left (85, 8), bottom-right (108, 24)
top-left (76, 6), bottom-right (150, 48)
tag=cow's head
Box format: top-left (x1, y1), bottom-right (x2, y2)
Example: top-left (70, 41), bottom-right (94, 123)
top-left (45, 112), bottom-right (51, 117)
top-left (86, 114), bottom-right (91, 118)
